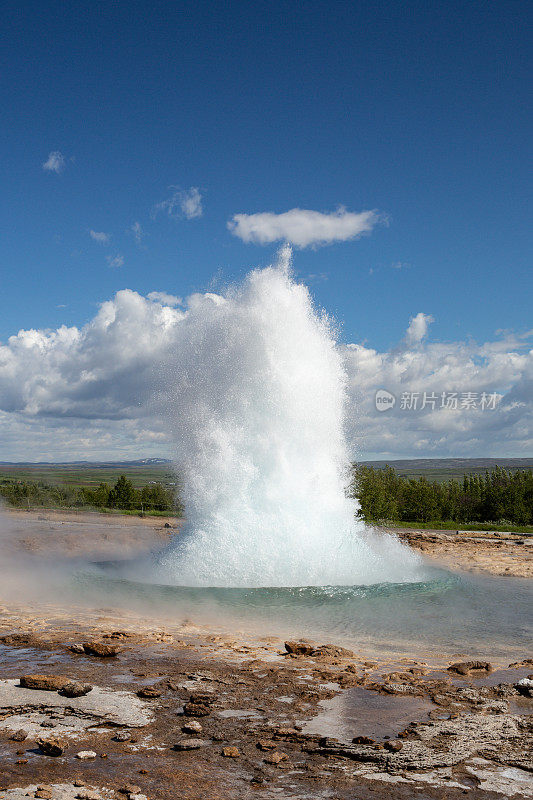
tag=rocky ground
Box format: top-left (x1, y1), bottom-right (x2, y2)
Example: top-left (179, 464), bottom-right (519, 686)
top-left (0, 622), bottom-right (531, 800)
top-left (391, 526), bottom-right (533, 578)
top-left (0, 510), bottom-right (531, 798)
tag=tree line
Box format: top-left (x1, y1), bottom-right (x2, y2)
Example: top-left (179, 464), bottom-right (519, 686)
top-left (352, 465), bottom-right (533, 525)
top-left (2, 466), bottom-right (532, 525)
top-left (0, 475), bottom-right (183, 515)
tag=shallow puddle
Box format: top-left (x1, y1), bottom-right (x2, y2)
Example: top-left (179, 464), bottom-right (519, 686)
top-left (302, 685), bottom-right (434, 743)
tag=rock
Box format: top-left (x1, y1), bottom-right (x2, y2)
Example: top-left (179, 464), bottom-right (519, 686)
top-left (189, 692), bottom-right (215, 705)
top-left (76, 750), bottom-right (98, 759)
top-left (37, 736), bottom-right (64, 756)
top-left (119, 785), bottom-right (142, 796)
top-left (82, 641), bottom-right (119, 657)
top-left (448, 661), bottom-right (493, 675)
top-left (10, 729), bottom-right (28, 741)
top-left (103, 631), bottom-right (132, 639)
top-left (35, 790), bottom-right (53, 799)
top-left (284, 641), bottom-right (315, 656)
top-left (312, 644), bottom-right (354, 659)
top-left (515, 678), bottom-right (533, 697)
top-left (174, 739), bottom-right (209, 750)
top-left (257, 739), bottom-right (277, 751)
top-left (20, 674), bottom-right (68, 691)
top-left (222, 746), bottom-right (240, 758)
top-left (114, 731), bottom-right (132, 741)
top-left (182, 720), bottom-right (202, 734)
top-left (183, 701), bottom-right (210, 716)
top-left (73, 780), bottom-right (85, 787)
top-left (384, 740), bottom-right (403, 752)
top-left (352, 736), bottom-right (375, 745)
top-left (136, 687), bottom-right (161, 699)
top-left (59, 681), bottom-right (93, 698)
top-left (68, 644), bottom-right (86, 654)
top-left (76, 792), bottom-right (100, 800)
top-left (264, 751), bottom-right (288, 764)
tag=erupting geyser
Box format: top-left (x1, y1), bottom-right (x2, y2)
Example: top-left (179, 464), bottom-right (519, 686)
top-left (158, 248), bottom-right (424, 587)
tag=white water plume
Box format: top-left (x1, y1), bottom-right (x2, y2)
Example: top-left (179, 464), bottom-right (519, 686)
top-left (158, 248), bottom-right (424, 587)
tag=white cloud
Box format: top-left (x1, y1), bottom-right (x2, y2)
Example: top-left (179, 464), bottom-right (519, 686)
top-left (107, 254), bottom-right (124, 269)
top-left (89, 230), bottom-right (111, 244)
top-left (227, 207), bottom-right (378, 248)
top-left (405, 312), bottom-right (434, 346)
top-left (130, 221), bottom-right (143, 243)
top-left (42, 151), bottom-right (66, 174)
top-left (147, 291), bottom-right (182, 307)
top-left (0, 289), bottom-right (531, 461)
top-left (153, 187), bottom-right (203, 221)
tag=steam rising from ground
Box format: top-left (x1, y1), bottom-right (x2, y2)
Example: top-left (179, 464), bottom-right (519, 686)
top-left (157, 249), bottom-right (424, 587)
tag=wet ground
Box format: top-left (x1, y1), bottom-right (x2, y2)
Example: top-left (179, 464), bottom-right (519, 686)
top-left (0, 510), bottom-right (532, 798)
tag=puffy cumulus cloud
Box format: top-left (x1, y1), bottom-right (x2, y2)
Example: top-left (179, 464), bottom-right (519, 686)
top-left (404, 312), bottom-right (434, 346)
top-left (343, 325), bottom-right (533, 459)
top-left (42, 151), bottom-right (66, 173)
top-left (0, 288), bottom-right (532, 461)
top-left (153, 187), bottom-right (203, 221)
top-left (227, 207), bottom-right (379, 248)
top-left (89, 230), bottom-right (110, 244)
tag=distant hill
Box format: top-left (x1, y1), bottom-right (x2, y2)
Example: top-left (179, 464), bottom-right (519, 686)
top-left (359, 457), bottom-right (533, 482)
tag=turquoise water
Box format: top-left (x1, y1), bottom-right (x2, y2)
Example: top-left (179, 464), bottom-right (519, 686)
top-left (79, 565), bottom-right (533, 659)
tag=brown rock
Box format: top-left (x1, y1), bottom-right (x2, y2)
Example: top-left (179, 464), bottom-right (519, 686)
top-left (257, 739), bottom-right (277, 751)
top-left (10, 729), bottom-right (28, 741)
top-left (136, 687), bottom-right (161, 699)
top-left (448, 660), bottom-right (493, 675)
top-left (264, 751), bottom-right (288, 765)
top-left (352, 736), bottom-right (375, 745)
top-left (37, 737), bottom-right (64, 756)
top-left (35, 790), bottom-right (52, 799)
top-left (82, 641), bottom-right (119, 657)
top-left (384, 740), bottom-right (403, 752)
top-left (222, 746), bottom-right (240, 758)
top-left (313, 644), bottom-right (354, 659)
top-left (59, 681), bottom-right (93, 698)
top-left (119, 785), bottom-right (142, 796)
top-left (189, 692), bottom-right (215, 705)
top-left (76, 792), bottom-right (100, 800)
top-left (68, 644), bottom-right (86, 654)
top-left (183, 701), bottom-right (210, 717)
top-left (20, 674), bottom-right (68, 691)
top-left (284, 641), bottom-right (314, 656)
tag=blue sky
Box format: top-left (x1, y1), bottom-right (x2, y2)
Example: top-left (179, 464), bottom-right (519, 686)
top-left (2, 0), bottom-right (531, 350)
top-left (1, 1), bottom-right (532, 462)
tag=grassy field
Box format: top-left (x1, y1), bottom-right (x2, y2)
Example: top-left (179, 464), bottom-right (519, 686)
top-left (2, 458), bottom-right (532, 488)
top-left (0, 464), bottom-right (174, 489)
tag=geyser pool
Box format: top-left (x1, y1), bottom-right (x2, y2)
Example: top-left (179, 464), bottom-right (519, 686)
top-left (156, 249), bottom-right (425, 588)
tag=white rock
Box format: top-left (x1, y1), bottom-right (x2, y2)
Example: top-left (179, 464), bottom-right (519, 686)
top-left (75, 750), bottom-right (97, 759)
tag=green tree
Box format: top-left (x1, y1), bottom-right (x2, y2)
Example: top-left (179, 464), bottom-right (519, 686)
top-left (108, 475), bottom-right (137, 510)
